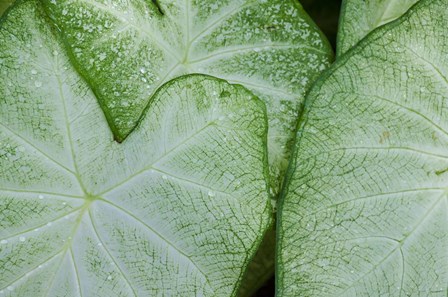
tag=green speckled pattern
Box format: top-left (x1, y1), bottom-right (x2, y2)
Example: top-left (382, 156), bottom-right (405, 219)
top-left (0, 1), bottom-right (271, 295)
top-left (40, 0), bottom-right (333, 192)
top-left (278, 0), bottom-right (448, 295)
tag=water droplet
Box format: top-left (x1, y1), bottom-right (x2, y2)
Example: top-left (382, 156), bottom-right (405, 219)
top-left (31, 69), bottom-right (37, 75)
top-left (38, 194), bottom-right (44, 199)
top-left (62, 202), bottom-right (67, 206)
top-left (0, 240), bottom-right (7, 244)
top-left (6, 286), bottom-right (13, 291)
top-left (140, 67), bottom-right (146, 74)
top-left (19, 236), bottom-right (26, 242)
top-left (97, 242), bottom-right (102, 246)
top-left (208, 191), bottom-right (215, 197)
top-left (107, 275), bottom-right (112, 280)
top-left (34, 81), bottom-right (42, 88)
top-left (47, 222), bottom-right (52, 227)
top-left (52, 50), bottom-right (59, 56)
top-left (162, 175), bottom-right (168, 180)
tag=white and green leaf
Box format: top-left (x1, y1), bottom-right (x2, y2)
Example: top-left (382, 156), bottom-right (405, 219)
top-left (0, 1), bottom-right (272, 296)
top-left (278, 0), bottom-right (448, 295)
top-left (40, 0), bottom-right (333, 192)
top-left (337, 0), bottom-right (419, 56)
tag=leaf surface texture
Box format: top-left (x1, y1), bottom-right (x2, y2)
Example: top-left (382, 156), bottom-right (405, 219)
top-left (0, 2), bottom-right (271, 295)
top-left (337, 0), bottom-right (419, 56)
top-left (40, 0), bottom-right (333, 190)
top-left (278, 0), bottom-right (448, 295)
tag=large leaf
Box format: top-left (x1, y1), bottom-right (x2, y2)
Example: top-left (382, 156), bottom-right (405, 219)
top-left (0, 1), bottom-right (272, 295)
top-left (40, 0), bottom-right (333, 192)
top-left (337, 0), bottom-right (419, 56)
top-left (278, 0), bottom-right (448, 295)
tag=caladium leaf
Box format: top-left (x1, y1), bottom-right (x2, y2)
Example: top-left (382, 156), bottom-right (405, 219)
top-left (278, 0), bottom-right (448, 296)
top-left (0, 1), bottom-right (272, 296)
top-left (337, 0), bottom-right (419, 56)
top-left (40, 0), bottom-right (333, 192)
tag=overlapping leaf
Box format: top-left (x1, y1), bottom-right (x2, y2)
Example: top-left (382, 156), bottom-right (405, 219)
top-left (278, 0), bottom-right (448, 295)
top-left (0, 1), bottom-right (271, 296)
top-left (337, 0), bottom-right (419, 56)
top-left (40, 0), bottom-right (333, 191)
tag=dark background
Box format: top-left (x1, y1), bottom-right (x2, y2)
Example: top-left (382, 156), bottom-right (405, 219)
top-left (301, 0), bottom-right (343, 50)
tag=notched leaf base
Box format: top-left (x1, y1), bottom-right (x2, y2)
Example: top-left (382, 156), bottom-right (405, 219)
top-left (0, 1), bottom-right (272, 296)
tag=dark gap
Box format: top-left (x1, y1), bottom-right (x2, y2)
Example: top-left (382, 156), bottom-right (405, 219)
top-left (251, 276), bottom-right (275, 297)
top-left (151, 0), bottom-right (165, 16)
top-left (301, 0), bottom-right (343, 51)
top-left (250, 4), bottom-right (344, 297)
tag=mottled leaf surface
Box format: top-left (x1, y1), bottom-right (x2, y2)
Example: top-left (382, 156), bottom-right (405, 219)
top-left (278, 0), bottom-right (448, 296)
top-left (0, 2), bottom-right (271, 296)
top-left (337, 0), bottom-right (419, 56)
top-left (40, 0), bottom-right (333, 192)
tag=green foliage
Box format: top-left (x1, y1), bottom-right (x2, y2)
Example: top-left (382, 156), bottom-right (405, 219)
top-left (337, 0), bottom-right (419, 55)
top-left (0, 2), bottom-right (272, 295)
top-left (278, 0), bottom-right (447, 295)
top-left (1, 0), bottom-right (447, 296)
top-left (40, 0), bottom-right (333, 194)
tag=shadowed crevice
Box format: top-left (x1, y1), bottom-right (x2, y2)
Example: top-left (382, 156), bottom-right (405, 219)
top-left (151, 0), bottom-right (164, 16)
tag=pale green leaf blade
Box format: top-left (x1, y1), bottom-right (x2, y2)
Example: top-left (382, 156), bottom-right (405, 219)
top-left (0, 2), bottom-right (271, 295)
top-left (278, 0), bottom-right (448, 296)
top-left (40, 0), bottom-right (333, 192)
top-left (337, 0), bottom-right (419, 56)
